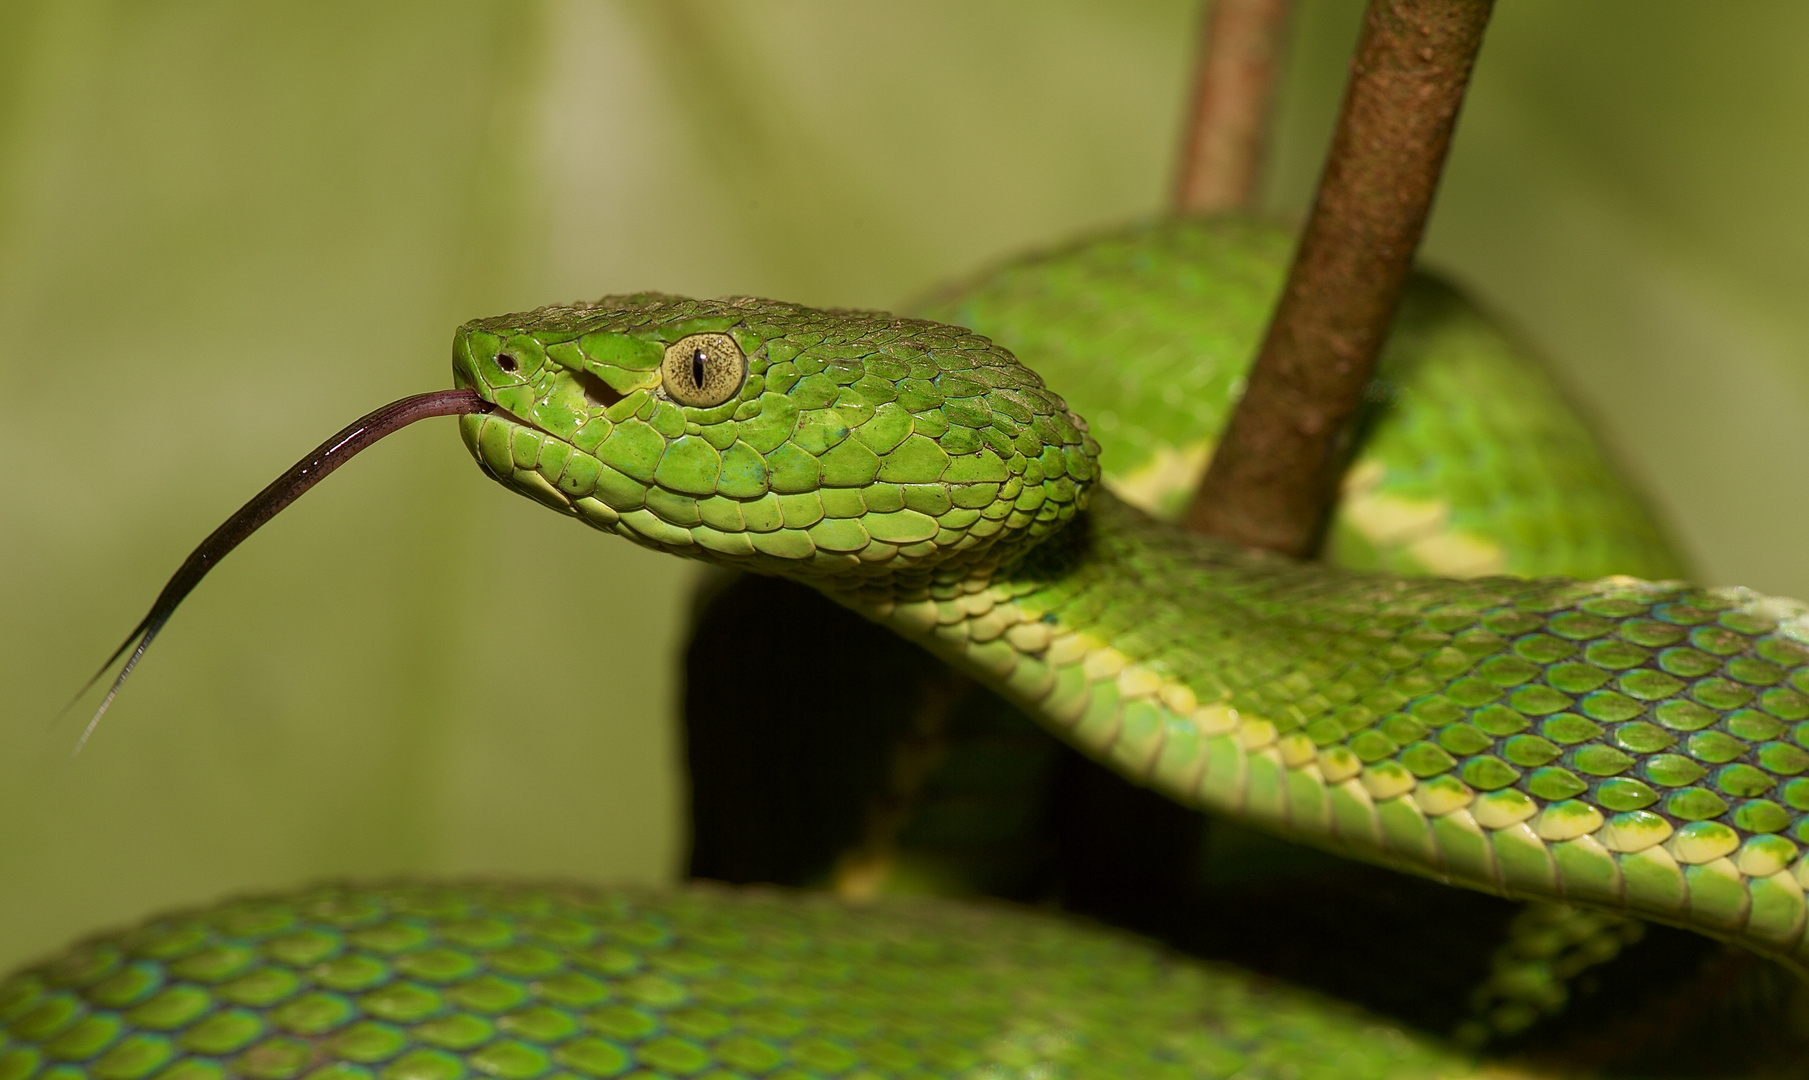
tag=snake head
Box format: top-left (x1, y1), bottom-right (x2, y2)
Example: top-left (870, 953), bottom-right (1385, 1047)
top-left (452, 293), bottom-right (1099, 587)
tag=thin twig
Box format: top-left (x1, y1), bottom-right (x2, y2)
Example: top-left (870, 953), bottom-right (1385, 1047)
top-left (1174, 0), bottom-right (1294, 214)
top-left (1185, 0), bottom-right (1494, 556)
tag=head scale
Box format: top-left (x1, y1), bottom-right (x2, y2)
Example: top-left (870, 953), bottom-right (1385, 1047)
top-left (452, 293), bottom-right (1099, 595)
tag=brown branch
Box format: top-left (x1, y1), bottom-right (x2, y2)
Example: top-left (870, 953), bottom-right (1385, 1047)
top-left (1174, 0), bottom-right (1294, 214)
top-left (1184, 0), bottom-right (1495, 556)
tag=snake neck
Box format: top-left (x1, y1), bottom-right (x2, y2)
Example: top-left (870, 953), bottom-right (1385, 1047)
top-left (820, 499), bottom-right (1090, 613)
top-left (843, 489), bottom-right (1809, 975)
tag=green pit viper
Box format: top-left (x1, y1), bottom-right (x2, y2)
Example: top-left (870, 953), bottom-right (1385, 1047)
top-left (11, 218), bottom-right (1809, 1079)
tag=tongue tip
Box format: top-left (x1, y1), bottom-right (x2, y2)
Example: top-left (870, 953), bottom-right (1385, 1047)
top-left (63, 387), bottom-right (493, 745)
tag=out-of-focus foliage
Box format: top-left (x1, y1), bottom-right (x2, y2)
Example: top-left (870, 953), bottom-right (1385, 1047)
top-left (2, 0), bottom-right (1807, 973)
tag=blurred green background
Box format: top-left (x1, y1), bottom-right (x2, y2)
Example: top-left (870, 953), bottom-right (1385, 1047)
top-left (5, 0), bottom-right (1809, 970)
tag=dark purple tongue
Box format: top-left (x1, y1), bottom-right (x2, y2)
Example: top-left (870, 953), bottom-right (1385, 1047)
top-left (67, 387), bottom-right (494, 751)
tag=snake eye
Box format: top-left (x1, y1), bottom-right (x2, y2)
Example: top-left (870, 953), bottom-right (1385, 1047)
top-left (661, 333), bottom-right (745, 407)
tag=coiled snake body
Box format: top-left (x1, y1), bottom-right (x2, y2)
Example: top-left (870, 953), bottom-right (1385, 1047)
top-left (10, 220), bottom-right (1808, 1078)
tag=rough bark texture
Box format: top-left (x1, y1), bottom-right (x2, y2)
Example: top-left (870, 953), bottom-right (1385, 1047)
top-left (1185, 0), bottom-right (1494, 556)
top-left (1174, 0), bottom-right (1294, 214)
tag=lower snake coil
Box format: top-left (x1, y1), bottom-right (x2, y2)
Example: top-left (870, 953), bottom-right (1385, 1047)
top-left (13, 220), bottom-right (1809, 1078)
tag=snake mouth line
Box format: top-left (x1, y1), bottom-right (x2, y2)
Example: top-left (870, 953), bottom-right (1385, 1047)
top-left (471, 405), bottom-right (588, 490)
top-left (481, 403), bottom-right (561, 441)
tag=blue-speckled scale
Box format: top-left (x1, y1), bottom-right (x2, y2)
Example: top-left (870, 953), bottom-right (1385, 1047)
top-left (0, 882), bottom-right (1486, 1080)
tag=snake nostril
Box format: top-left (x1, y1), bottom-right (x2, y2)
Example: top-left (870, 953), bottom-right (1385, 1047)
top-left (496, 353), bottom-right (518, 373)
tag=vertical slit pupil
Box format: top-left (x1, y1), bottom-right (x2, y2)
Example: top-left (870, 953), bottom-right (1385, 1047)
top-left (692, 349), bottom-right (708, 389)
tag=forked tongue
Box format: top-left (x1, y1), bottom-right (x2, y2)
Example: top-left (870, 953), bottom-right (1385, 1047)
top-left (65, 388), bottom-right (493, 752)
